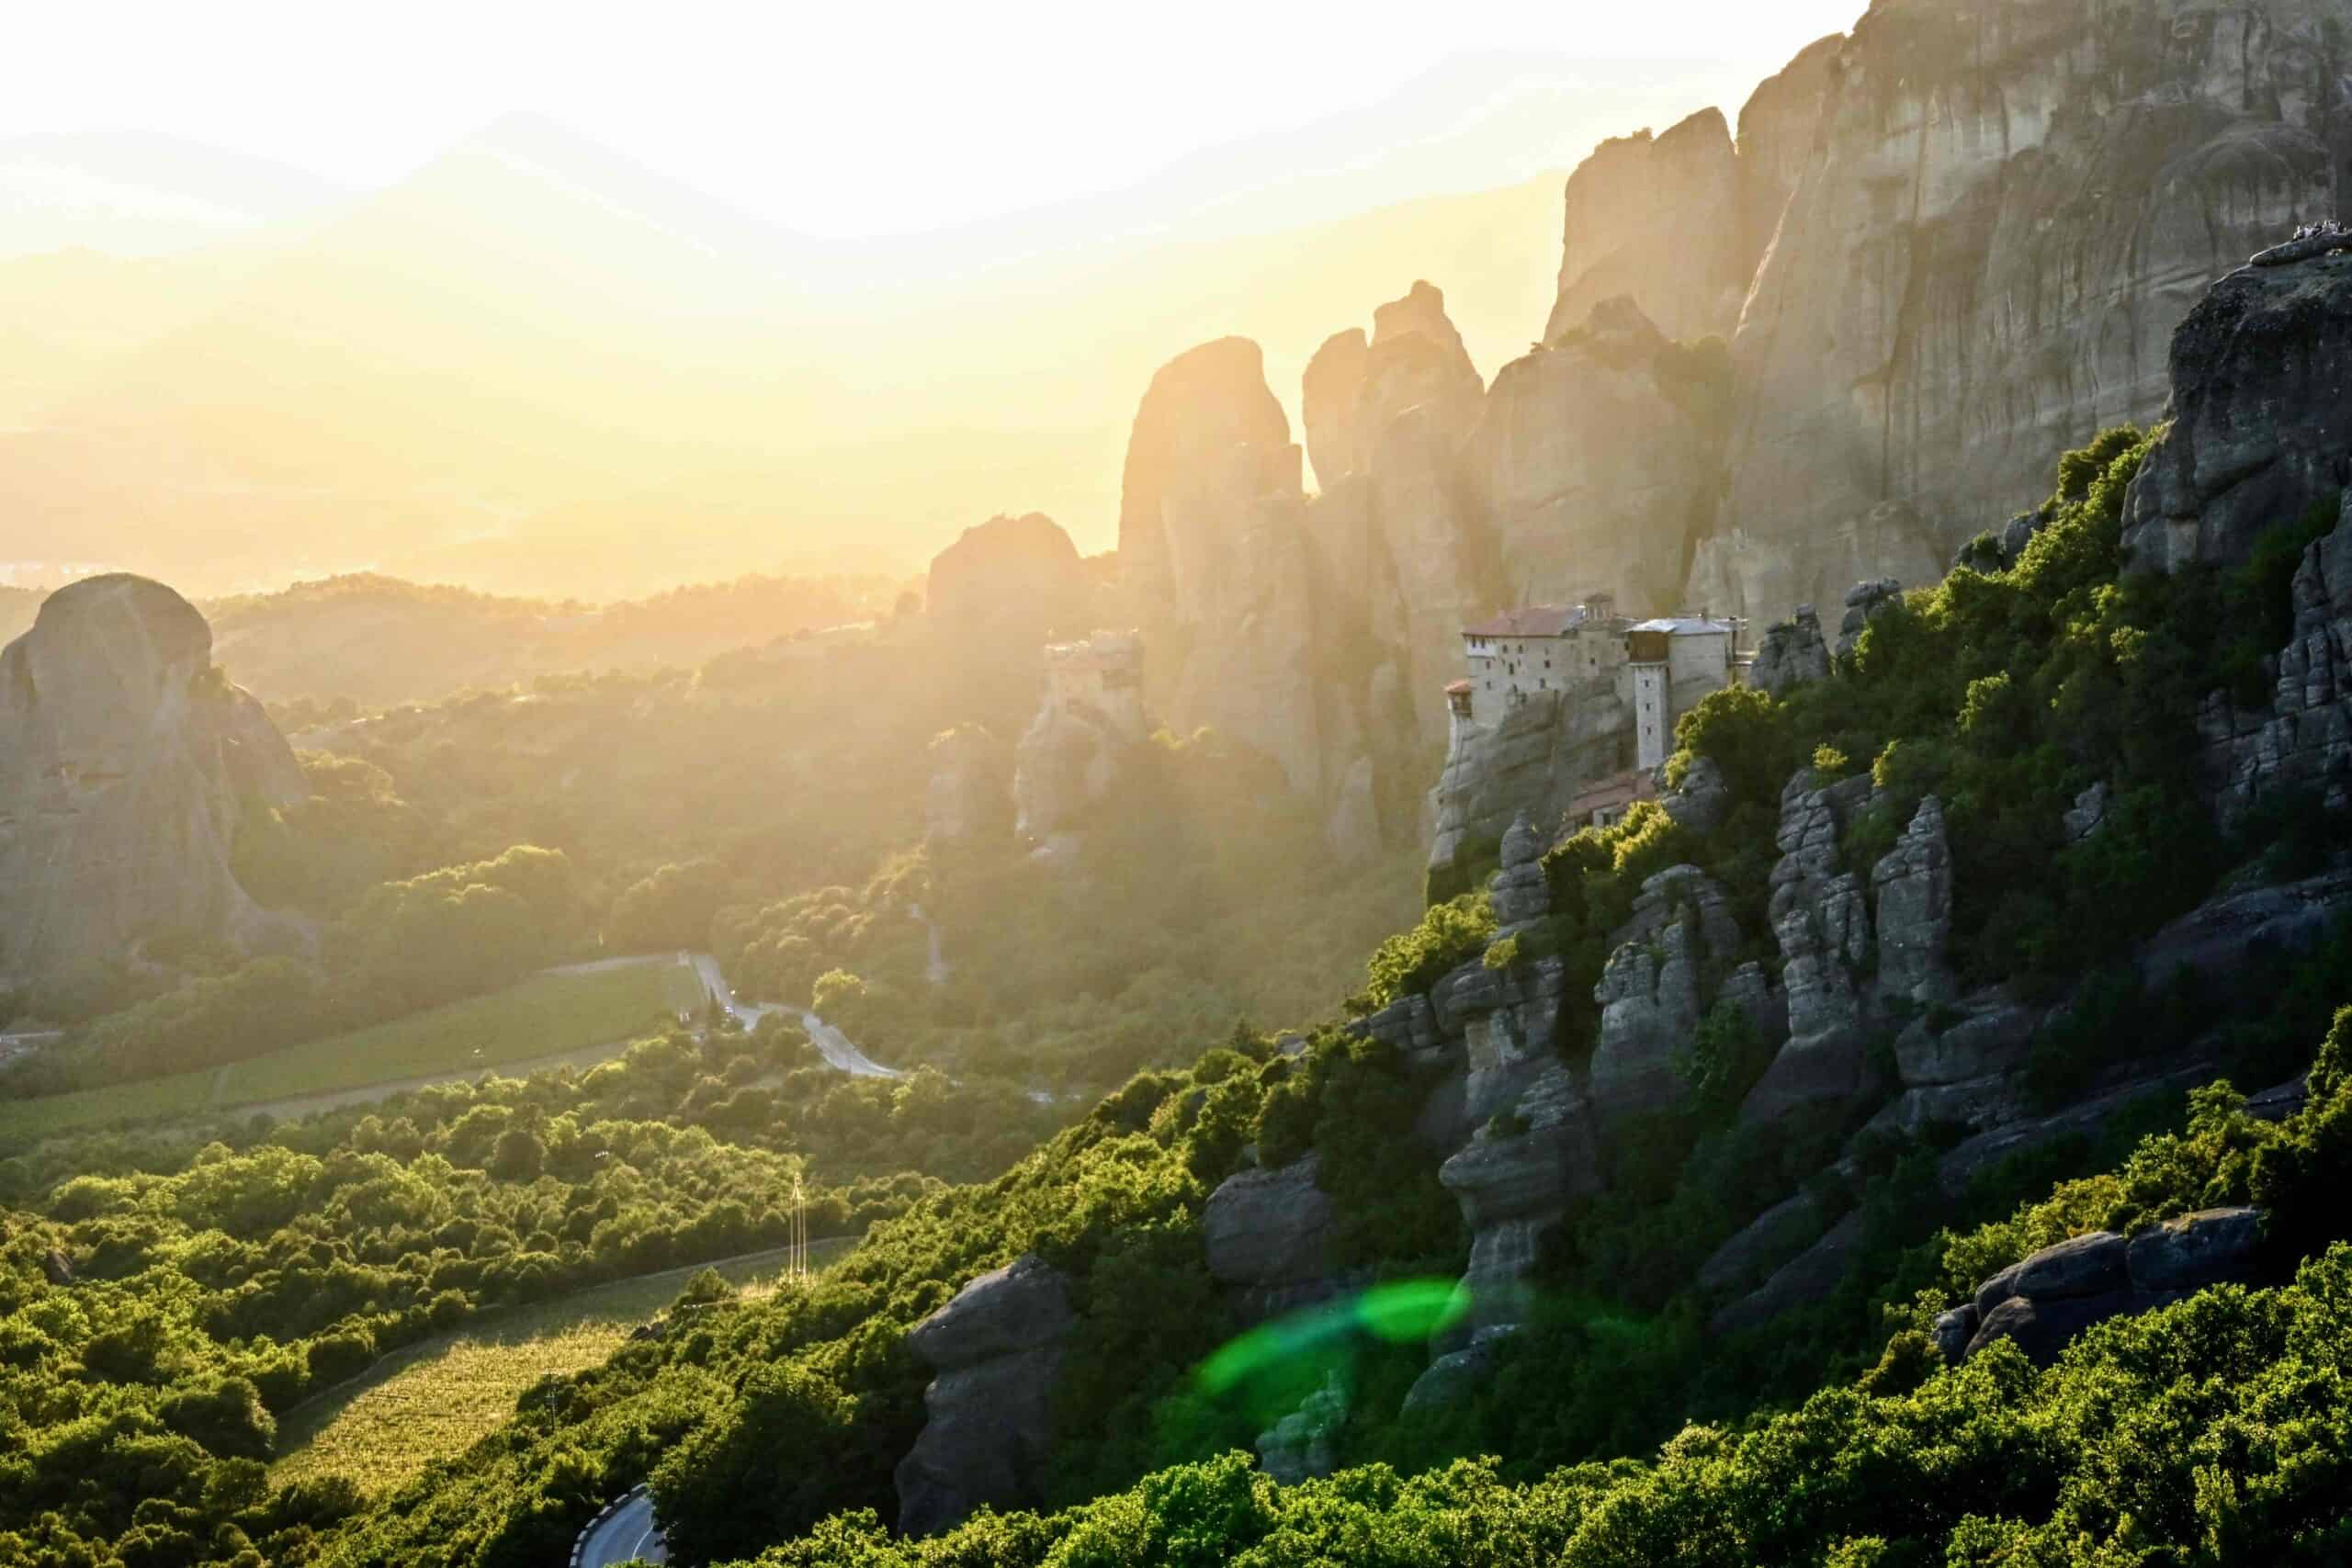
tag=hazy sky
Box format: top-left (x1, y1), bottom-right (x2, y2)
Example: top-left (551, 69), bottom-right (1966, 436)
top-left (11, 0), bottom-right (1862, 237)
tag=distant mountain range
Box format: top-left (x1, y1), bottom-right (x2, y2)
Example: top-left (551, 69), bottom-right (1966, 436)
top-left (0, 55), bottom-right (1744, 602)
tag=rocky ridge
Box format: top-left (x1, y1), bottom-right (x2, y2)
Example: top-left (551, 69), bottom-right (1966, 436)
top-left (0, 574), bottom-right (308, 980)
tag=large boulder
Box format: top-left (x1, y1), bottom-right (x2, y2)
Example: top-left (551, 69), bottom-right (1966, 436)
top-left (1749, 606), bottom-right (1830, 698)
top-left (0, 574), bottom-right (308, 981)
top-left (1204, 1156), bottom-right (1338, 1292)
top-left (895, 1256), bottom-right (1077, 1538)
top-left (1952, 1209), bottom-right (2268, 1369)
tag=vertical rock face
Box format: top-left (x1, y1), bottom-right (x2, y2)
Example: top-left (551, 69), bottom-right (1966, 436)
top-left (1302, 283), bottom-right (1497, 748)
top-left (1425, 686), bottom-right (1634, 885)
top-left (1743, 772), bottom-right (1878, 1124)
top-left (1011, 701), bottom-right (1128, 845)
top-left (0, 574), bottom-right (307, 980)
top-left (1545, 110), bottom-right (1748, 347)
top-left (926, 726), bottom-right (1012, 847)
top-left (1474, 297), bottom-right (1729, 614)
top-left (1712, 0), bottom-right (2348, 619)
top-left (1589, 867), bottom-right (1747, 1122)
top-left (1733, 35), bottom-right (1848, 269)
top-left (1873, 795), bottom-right (1956, 1008)
top-left (2204, 488), bottom-right (2352, 822)
top-left (1117, 337), bottom-right (1329, 799)
top-left (2123, 250), bottom-right (2352, 573)
top-left (895, 1256), bottom-right (1077, 1539)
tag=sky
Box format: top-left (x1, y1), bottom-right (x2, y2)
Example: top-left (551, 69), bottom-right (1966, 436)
top-left (7, 0), bottom-right (1866, 238)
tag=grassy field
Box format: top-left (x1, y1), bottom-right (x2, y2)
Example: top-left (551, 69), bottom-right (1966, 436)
top-left (272, 1237), bottom-right (856, 1495)
top-left (0, 958), bottom-right (702, 1145)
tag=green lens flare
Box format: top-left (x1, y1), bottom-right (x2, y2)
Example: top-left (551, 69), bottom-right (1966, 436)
top-left (1194, 1280), bottom-right (1469, 1395)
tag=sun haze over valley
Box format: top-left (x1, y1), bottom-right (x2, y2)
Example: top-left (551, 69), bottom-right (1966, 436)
top-left (13, 3), bottom-right (2352, 1566)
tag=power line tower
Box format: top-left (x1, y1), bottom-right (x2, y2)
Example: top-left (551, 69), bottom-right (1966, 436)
top-left (787, 1177), bottom-right (808, 1285)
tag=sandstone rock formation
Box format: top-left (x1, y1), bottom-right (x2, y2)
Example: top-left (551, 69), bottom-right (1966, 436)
top-left (1256, 1371), bottom-right (1349, 1485)
top-left (1946, 1209), bottom-right (2264, 1368)
top-left (926, 513), bottom-right (1093, 647)
top-left (925, 726), bottom-right (1011, 846)
top-left (1204, 1155), bottom-right (1338, 1315)
top-left (2202, 490), bottom-right (2352, 823)
top-left (1872, 795), bottom-right (1954, 1009)
top-left (1011, 694), bottom-right (1129, 845)
top-left (1706, 0), bottom-right (2346, 618)
top-left (1425, 686), bottom-right (1632, 891)
top-left (1590, 867), bottom-right (1747, 1122)
top-left (1472, 296), bottom-right (1728, 614)
top-left (1742, 773), bottom-right (1877, 1124)
top-left (2125, 251), bottom-right (2352, 574)
top-left (1544, 111), bottom-right (1747, 347)
top-left (0, 574), bottom-right (308, 981)
top-left (895, 1255), bottom-right (1076, 1538)
top-left (1749, 606), bottom-right (1829, 697)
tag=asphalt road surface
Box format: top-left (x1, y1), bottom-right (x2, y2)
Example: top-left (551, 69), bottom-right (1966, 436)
top-left (685, 953), bottom-right (901, 1079)
top-left (575, 1486), bottom-right (667, 1568)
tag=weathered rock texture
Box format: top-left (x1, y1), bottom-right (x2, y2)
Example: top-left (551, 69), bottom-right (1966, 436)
top-left (1750, 606), bottom-right (1830, 697)
top-left (2203, 491), bottom-right (2352, 821)
top-left (0, 574), bottom-right (306, 980)
top-left (1425, 685), bottom-right (1633, 889)
top-left (1545, 111), bottom-right (1748, 346)
top-left (1011, 694), bottom-right (1130, 845)
top-left (895, 1256), bottom-right (1077, 1538)
top-left (1119, 331), bottom-right (1426, 849)
top-left (1950, 1209), bottom-right (2264, 1367)
top-left (925, 726), bottom-right (1011, 846)
top-left (1474, 296), bottom-right (1729, 614)
top-left (1704, 0), bottom-right (2349, 620)
top-left (2125, 251), bottom-right (2352, 574)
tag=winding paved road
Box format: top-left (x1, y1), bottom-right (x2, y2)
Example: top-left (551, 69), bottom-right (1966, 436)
top-left (685, 953), bottom-right (900, 1079)
top-left (575, 1486), bottom-right (666, 1568)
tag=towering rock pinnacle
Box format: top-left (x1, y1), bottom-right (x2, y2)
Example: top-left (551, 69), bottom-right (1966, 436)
top-left (1115, 337), bottom-right (1329, 799)
top-left (1702, 0), bottom-right (2349, 619)
top-left (1545, 109), bottom-right (1748, 346)
top-left (0, 574), bottom-right (308, 979)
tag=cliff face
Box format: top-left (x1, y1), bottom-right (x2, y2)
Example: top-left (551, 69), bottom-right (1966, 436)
top-left (0, 574), bottom-right (307, 980)
top-left (1706, 0), bottom-right (2348, 617)
top-left (1118, 0), bottom-right (2352, 850)
top-left (1544, 110), bottom-right (1749, 346)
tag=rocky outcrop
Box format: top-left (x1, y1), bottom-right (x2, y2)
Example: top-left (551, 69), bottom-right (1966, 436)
top-left (925, 513), bottom-right (1093, 648)
top-left (1257, 1371), bottom-right (1349, 1484)
top-left (1750, 606), bottom-right (1830, 697)
top-left (1872, 795), bottom-right (1954, 1009)
top-left (1204, 1156), bottom-right (1338, 1303)
top-left (1474, 297), bottom-right (1728, 613)
top-left (1949, 1209), bottom-right (2265, 1368)
top-left (1708, 1), bottom-right (2346, 620)
top-left (1118, 337), bottom-right (1331, 801)
top-left (1834, 580), bottom-right (1902, 661)
top-left (895, 1256), bottom-right (1077, 1538)
top-left (1660, 754), bottom-right (1732, 836)
top-left (1590, 867), bottom-right (1747, 1122)
top-left (2124, 251), bottom-right (2352, 575)
top-left (1545, 111), bottom-right (1748, 347)
top-left (2200, 489), bottom-right (2352, 824)
top-left (925, 726), bottom-right (1010, 846)
top-left (0, 574), bottom-right (307, 981)
top-left (1011, 698), bottom-right (1128, 845)
top-left (1742, 773), bottom-right (1877, 1124)
top-left (1712, 1210), bottom-right (1865, 1337)
top-left (1426, 684), bottom-right (1633, 886)
top-left (1437, 1063), bottom-right (1602, 1341)
top-left (1305, 284), bottom-right (1497, 749)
